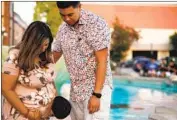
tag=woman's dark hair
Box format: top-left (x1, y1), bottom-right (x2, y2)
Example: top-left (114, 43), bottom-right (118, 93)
top-left (11, 21), bottom-right (53, 72)
top-left (56, 1), bottom-right (80, 9)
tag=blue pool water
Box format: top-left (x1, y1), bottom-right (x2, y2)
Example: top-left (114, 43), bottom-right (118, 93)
top-left (110, 78), bottom-right (177, 120)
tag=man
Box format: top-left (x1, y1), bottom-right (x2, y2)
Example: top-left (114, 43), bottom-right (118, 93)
top-left (146, 57), bottom-right (159, 77)
top-left (52, 1), bottom-right (112, 120)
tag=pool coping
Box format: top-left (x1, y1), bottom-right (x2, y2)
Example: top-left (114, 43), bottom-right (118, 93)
top-left (113, 75), bottom-right (176, 85)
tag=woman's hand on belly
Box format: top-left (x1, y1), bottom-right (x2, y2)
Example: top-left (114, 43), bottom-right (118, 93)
top-left (39, 100), bottom-right (53, 118)
top-left (27, 109), bottom-right (41, 120)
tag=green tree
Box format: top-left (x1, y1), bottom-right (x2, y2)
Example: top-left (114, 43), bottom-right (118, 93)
top-left (110, 17), bottom-right (139, 66)
top-left (33, 2), bottom-right (62, 37)
top-left (169, 32), bottom-right (177, 51)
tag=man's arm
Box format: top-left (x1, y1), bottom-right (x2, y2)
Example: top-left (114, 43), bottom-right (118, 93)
top-left (94, 48), bottom-right (108, 93)
top-left (88, 48), bottom-right (108, 114)
top-left (52, 51), bottom-right (63, 63)
top-left (87, 18), bottom-right (110, 114)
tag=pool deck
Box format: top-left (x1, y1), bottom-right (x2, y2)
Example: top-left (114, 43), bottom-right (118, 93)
top-left (126, 94), bottom-right (177, 120)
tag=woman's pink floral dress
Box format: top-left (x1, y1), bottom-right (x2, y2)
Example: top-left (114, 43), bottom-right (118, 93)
top-left (2, 49), bottom-right (57, 120)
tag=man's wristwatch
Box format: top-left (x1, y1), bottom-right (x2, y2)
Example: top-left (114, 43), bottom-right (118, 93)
top-left (92, 91), bottom-right (102, 98)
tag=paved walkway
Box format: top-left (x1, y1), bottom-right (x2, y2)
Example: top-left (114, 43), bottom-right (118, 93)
top-left (126, 93), bottom-right (177, 120)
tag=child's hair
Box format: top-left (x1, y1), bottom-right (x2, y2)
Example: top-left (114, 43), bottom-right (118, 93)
top-left (51, 96), bottom-right (71, 119)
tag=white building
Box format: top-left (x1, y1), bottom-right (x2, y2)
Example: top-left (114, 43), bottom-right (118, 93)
top-left (82, 3), bottom-right (177, 60)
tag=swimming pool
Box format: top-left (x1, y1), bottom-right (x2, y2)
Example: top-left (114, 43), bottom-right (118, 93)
top-left (110, 77), bottom-right (177, 120)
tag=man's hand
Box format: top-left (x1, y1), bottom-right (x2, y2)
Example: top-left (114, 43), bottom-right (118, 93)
top-left (88, 96), bottom-right (100, 114)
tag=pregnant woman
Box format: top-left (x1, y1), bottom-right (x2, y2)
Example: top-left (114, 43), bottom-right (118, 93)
top-left (2, 21), bottom-right (57, 120)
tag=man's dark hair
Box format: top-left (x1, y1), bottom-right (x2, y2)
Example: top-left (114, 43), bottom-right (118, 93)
top-left (56, 1), bottom-right (80, 9)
